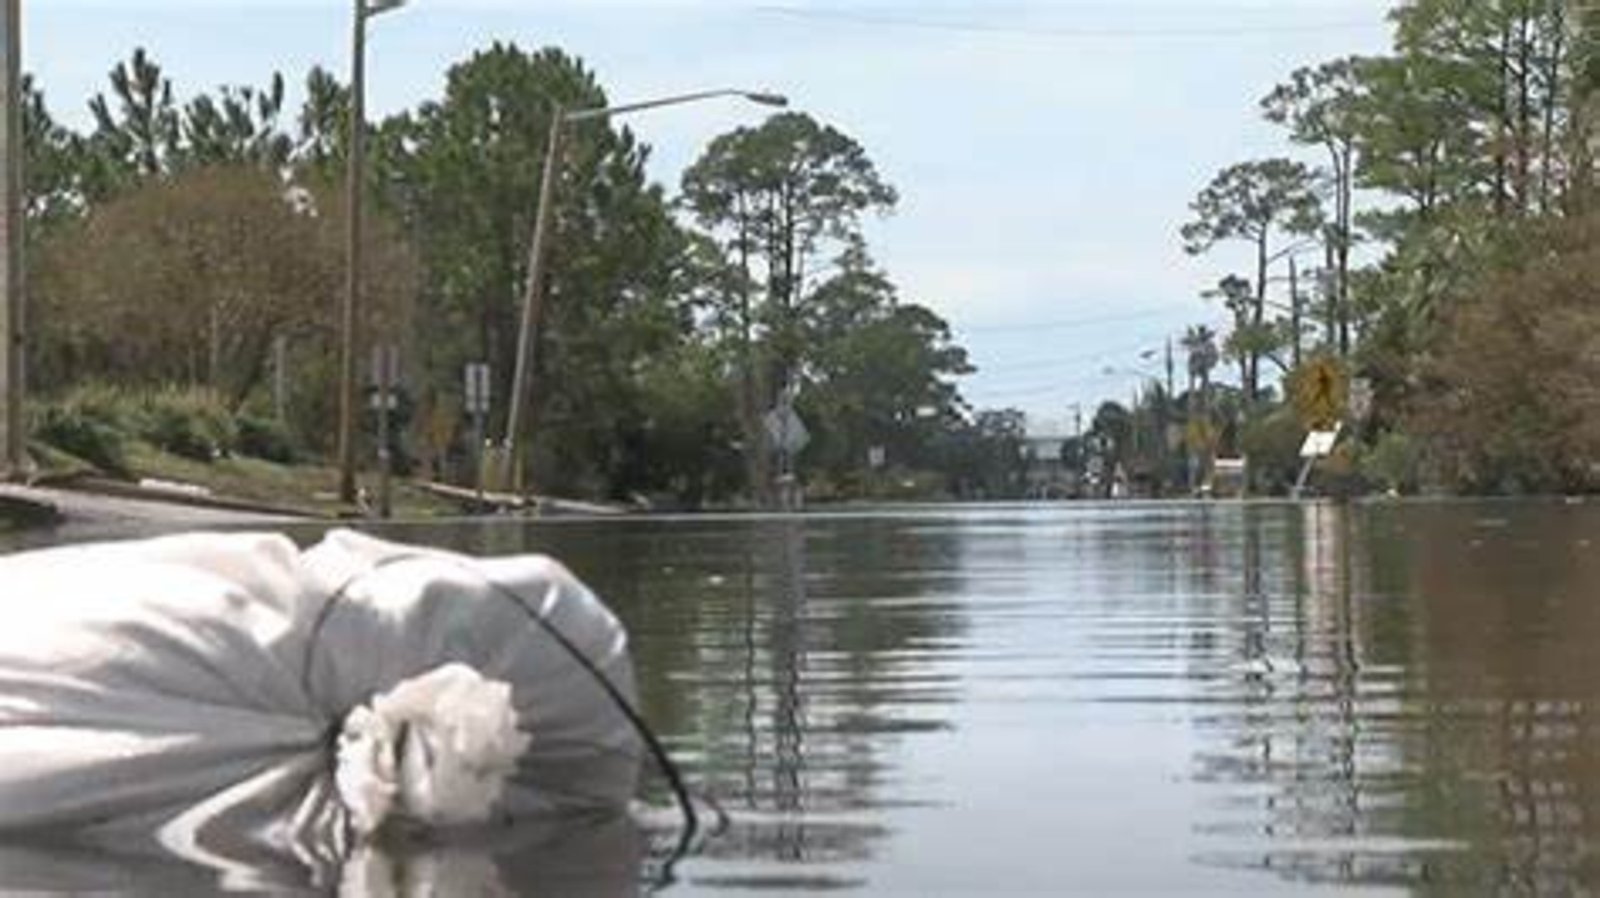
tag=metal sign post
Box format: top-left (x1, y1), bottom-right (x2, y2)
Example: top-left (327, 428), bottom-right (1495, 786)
top-left (1291, 424), bottom-right (1343, 500)
top-left (464, 362), bottom-right (490, 500)
top-left (370, 345), bottom-right (400, 518)
top-left (763, 389), bottom-right (809, 511)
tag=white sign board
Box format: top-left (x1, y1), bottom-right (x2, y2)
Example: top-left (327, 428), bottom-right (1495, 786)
top-left (1214, 457), bottom-right (1247, 475)
top-left (370, 345), bottom-right (400, 387)
top-left (1349, 378), bottom-right (1374, 422)
top-left (764, 406), bottom-right (810, 454)
top-left (1300, 426), bottom-right (1341, 459)
top-left (464, 362), bottom-right (491, 415)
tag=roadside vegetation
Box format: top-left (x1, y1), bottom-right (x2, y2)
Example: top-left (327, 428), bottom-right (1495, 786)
top-left (25, 1), bottom-right (1594, 507)
top-left (25, 384), bottom-right (453, 514)
top-left (1074, 0), bottom-right (1600, 498)
top-left (19, 45), bottom-right (1037, 508)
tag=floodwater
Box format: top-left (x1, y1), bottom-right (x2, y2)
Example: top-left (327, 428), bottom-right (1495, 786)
top-left (6, 500), bottom-right (1600, 894)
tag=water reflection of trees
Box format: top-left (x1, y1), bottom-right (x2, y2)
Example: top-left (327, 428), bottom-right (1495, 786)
top-left (1393, 504), bottom-right (1600, 896)
top-left (1184, 503), bottom-right (1417, 888)
top-left (460, 516), bottom-right (968, 874)
top-left (1185, 502), bottom-right (1600, 894)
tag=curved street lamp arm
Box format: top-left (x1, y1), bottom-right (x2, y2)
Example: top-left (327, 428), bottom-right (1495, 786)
top-left (565, 88), bottom-right (787, 123)
top-left (362, 0), bottom-right (408, 19)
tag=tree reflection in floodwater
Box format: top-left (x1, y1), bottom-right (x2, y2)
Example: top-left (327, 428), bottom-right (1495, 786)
top-left (10, 506), bottom-right (1600, 894)
top-left (1184, 502), bottom-right (1600, 894)
top-left (436, 515), bottom-right (970, 888)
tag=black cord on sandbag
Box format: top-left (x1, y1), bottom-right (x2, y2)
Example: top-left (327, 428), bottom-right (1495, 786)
top-left (303, 552), bottom-right (711, 882)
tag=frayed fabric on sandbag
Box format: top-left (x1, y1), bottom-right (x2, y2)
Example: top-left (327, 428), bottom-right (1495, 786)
top-left (0, 529), bottom-right (642, 866)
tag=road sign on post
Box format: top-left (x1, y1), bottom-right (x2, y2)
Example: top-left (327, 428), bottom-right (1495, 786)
top-left (764, 406), bottom-right (809, 454)
top-left (1349, 377), bottom-right (1374, 423)
top-left (464, 362), bottom-right (491, 415)
top-left (1293, 423), bottom-right (1343, 500)
top-left (1291, 355), bottom-right (1348, 430)
top-left (764, 398), bottom-right (808, 511)
top-left (1299, 426), bottom-right (1341, 459)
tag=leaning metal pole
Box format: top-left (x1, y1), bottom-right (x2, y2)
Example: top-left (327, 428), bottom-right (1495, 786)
top-left (0, 0), bottom-right (22, 479)
top-left (504, 105), bottom-right (564, 498)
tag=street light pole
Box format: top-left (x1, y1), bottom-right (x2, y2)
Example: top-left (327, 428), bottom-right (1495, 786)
top-left (501, 88), bottom-right (786, 498)
top-left (0, 0), bottom-right (22, 479)
top-left (338, 0), bottom-right (406, 505)
top-left (503, 102), bottom-right (565, 496)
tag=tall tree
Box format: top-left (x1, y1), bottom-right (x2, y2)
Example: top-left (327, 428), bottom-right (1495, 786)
top-left (82, 49), bottom-right (182, 197)
top-left (32, 165), bottom-right (417, 420)
top-left (1182, 158), bottom-right (1321, 401)
top-left (1262, 57), bottom-right (1366, 356)
top-left (296, 66), bottom-right (350, 172)
top-left (800, 256), bottom-right (972, 484)
top-left (681, 112), bottom-right (897, 503)
top-left (180, 73), bottom-right (293, 170)
top-left (1181, 324), bottom-right (1221, 484)
top-left (376, 43), bottom-right (687, 496)
top-left (22, 76), bottom-right (77, 228)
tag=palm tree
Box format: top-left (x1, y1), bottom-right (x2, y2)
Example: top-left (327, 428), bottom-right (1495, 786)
top-left (1183, 325), bottom-right (1219, 398)
top-left (1182, 325), bottom-right (1220, 490)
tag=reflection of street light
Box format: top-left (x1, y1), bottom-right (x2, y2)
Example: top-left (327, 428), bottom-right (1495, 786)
top-left (502, 88), bottom-right (788, 495)
top-left (338, 0), bottom-right (410, 505)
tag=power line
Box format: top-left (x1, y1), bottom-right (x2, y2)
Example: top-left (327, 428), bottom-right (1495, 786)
top-left (752, 5), bottom-right (1386, 39)
top-left (974, 332), bottom-right (1171, 376)
top-left (958, 307), bottom-right (1187, 335)
top-left (964, 367), bottom-right (1155, 400)
top-left (963, 376), bottom-right (1106, 402)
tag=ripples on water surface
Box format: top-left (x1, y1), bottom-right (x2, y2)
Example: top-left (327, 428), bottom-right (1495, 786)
top-left (7, 500), bottom-right (1600, 894)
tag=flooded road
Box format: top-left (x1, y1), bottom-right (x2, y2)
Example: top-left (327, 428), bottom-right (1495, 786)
top-left (5, 500), bottom-right (1600, 894)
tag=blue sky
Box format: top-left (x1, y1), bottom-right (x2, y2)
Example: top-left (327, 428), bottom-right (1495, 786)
top-left (30, 1), bottom-right (1394, 434)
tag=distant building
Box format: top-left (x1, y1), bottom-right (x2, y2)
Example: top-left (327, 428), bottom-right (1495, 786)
top-left (1022, 426), bottom-right (1079, 499)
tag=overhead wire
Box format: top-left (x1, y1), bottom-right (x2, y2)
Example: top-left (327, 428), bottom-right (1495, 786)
top-left (751, 5), bottom-right (1387, 39)
top-left (958, 307), bottom-right (1184, 335)
top-left (972, 332), bottom-right (1175, 377)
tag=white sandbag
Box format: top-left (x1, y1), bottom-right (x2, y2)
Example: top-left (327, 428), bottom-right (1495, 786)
top-left (0, 528), bottom-right (643, 864)
top-left (335, 663), bottom-right (531, 835)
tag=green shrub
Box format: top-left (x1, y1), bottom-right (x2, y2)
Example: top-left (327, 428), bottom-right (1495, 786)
top-left (135, 389), bottom-right (237, 462)
top-left (236, 414), bottom-right (296, 464)
top-left (31, 402), bottom-right (129, 476)
top-left (1240, 407), bottom-right (1305, 496)
top-left (1360, 430), bottom-right (1421, 495)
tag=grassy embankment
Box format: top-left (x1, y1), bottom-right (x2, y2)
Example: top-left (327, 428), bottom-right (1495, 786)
top-left (26, 385), bottom-right (457, 518)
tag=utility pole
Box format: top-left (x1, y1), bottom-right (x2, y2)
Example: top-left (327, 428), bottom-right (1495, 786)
top-left (337, 0), bottom-right (368, 504)
top-left (273, 336), bottom-right (288, 423)
top-left (504, 103), bottom-right (565, 499)
top-left (500, 89), bottom-right (785, 500)
top-left (0, 0), bottom-right (22, 479)
top-left (337, 0), bottom-right (408, 504)
top-left (1289, 255), bottom-right (1302, 369)
top-left (1164, 338), bottom-right (1176, 496)
top-left (1165, 337), bottom-right (1175, 399)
